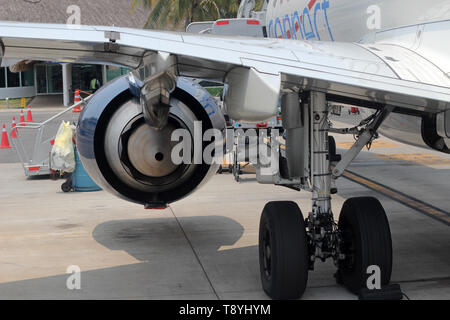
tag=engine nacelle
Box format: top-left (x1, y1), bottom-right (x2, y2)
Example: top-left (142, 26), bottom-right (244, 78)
top-left (379, 113), bottom-right (450, 154)
top-left (77, 75), bottom-right (225, 208)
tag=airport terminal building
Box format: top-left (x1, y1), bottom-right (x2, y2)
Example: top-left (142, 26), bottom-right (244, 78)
top-left (0, 0), bottom-right (150, 105)
top-left (0, 62), bottom-right (130, 105)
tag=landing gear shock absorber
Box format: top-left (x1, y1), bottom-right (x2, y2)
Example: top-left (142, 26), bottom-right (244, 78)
top-left (306, 92), bottom-right (339, 266)
top-left (258, 91), bottom-right (394, 299)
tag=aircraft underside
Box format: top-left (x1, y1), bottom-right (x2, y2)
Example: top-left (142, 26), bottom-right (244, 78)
top-left (0, 0), bottom-right (449, 299)
top-left (74, 73), bottom-right (405, 298)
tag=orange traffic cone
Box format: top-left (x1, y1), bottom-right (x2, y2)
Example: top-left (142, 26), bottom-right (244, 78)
top-left (73, 89), bottom-right (82, 113)
top-left (11, 117), bottom-right (17, 139)
top-left (19, 110), bottom-right (25, 126)
top-left (0, 124), bottom-right (11, 149)
top-left (26, 105), bottom-right (33, 122)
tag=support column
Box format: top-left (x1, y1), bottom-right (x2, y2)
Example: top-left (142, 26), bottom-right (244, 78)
top-left (102, 65), bottom-right (107, 87)
top-left (62, 63), bottom-right (72, 107)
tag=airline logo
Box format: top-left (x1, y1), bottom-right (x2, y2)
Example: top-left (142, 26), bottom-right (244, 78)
top-left (268, 0), bottom-right (334, 41)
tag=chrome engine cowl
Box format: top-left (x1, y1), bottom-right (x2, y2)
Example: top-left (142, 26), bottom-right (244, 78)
top-left (77, 74), bottom-right (225, 207)
top-left (379, 113), bottom-right (450, 154)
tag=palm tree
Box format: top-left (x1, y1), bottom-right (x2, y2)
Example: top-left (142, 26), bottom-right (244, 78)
top-left (131, 0), bottom-right (255, 30)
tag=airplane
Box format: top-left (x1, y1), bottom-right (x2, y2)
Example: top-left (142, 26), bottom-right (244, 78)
top-left (0, 0), bottom-right (449, 299)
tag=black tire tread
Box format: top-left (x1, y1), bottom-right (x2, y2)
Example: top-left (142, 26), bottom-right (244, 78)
top-left (338, 197), bottom-right (392, 294)
top-left (259, 201), bottom-right (309, 299)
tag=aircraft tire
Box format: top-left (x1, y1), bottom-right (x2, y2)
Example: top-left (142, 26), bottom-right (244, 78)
top-left (329, 135), bottom-right (336, 157)
top-left (337, 197), bottom-right (392, 294)
top-left (259, 201), bottom-right (309, 299)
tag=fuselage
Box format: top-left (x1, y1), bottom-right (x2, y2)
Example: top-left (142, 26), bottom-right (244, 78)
top-left (265, 0), bottom-right (450, 153)
top-left (265, 0), bottom-right (450, 42)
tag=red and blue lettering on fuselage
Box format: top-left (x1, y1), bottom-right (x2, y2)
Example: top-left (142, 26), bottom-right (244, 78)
top-left (268, 0), bottom-right (334, 41)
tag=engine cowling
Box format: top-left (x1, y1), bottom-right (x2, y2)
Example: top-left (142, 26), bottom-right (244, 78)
top-left (77, 74), bottom-right (225, 208)
top-left (379, 113), bottom-right (450, 154)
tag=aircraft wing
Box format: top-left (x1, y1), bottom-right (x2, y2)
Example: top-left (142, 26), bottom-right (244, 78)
top-left (1, 21), bottom-right (450, 115)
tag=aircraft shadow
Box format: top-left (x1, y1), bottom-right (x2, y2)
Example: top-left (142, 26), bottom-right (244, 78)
top-left (0, 216), bottom-right (268, 299)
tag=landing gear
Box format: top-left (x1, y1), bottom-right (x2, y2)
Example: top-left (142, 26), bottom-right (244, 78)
top-left (259, 201), bottom-right (309, 299)
top-left (336, 197), bottom-right (392, 294)
top-left (256, 91), bottom-right (394, 299)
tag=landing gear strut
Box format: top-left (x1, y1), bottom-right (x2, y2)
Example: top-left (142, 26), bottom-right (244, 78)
top-left (257, 91), bottom-right (394, 299)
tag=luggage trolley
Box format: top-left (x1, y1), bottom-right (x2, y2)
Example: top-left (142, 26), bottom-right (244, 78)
top-left (11, 95), bottom-right (93, 177)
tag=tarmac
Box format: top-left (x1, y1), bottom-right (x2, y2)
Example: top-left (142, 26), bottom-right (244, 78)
top-left (0, 109), bottom-right (448, 300)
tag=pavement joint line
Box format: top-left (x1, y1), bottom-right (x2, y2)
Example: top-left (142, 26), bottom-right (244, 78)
top-left (338, 168), bottom-right (450, 226)
top-left (168, 206), bottom-right (220, 300)
top-left (97, 291), bottom-right (217, 300)
top-left (395, 276), bottom-right (450, 284)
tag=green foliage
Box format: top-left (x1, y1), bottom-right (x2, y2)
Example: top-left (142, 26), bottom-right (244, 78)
top-left (0, 98), bottom-right (32, 109)
top-left (255, 0), bottom-right (265, 11)
top-left (205, 87), bottom-right (224, 97)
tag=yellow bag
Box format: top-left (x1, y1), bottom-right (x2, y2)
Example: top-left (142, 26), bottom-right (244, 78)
top-left (51, 121), bottom-right (76, 173)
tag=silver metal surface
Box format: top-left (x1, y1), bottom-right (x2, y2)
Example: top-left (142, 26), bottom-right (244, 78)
top-left (104, 97), bottom-right (197, 192)
top-left (140, 71), bottom-right (177, 129)
top-left (281, 92), bottom-right (308, 178)
top-left (379, 113), bottom-right (430, 149)
top-left (127, 123), bottom-right (179, 178)
top-left (310, 91), bottom-right (331, 213)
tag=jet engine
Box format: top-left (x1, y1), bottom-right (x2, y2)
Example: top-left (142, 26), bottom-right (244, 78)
top-left (378, 113), bottom-right (450, 154)
top-left (76, 74), bottom-right (225, 208)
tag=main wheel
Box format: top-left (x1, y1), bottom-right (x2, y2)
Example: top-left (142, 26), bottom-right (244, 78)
top-left (328, 136), bottom-right (341, 162)
top-left (337, 197), bottom-right (392, 294)
top-left (259, 201), bottom-right (309, 299)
